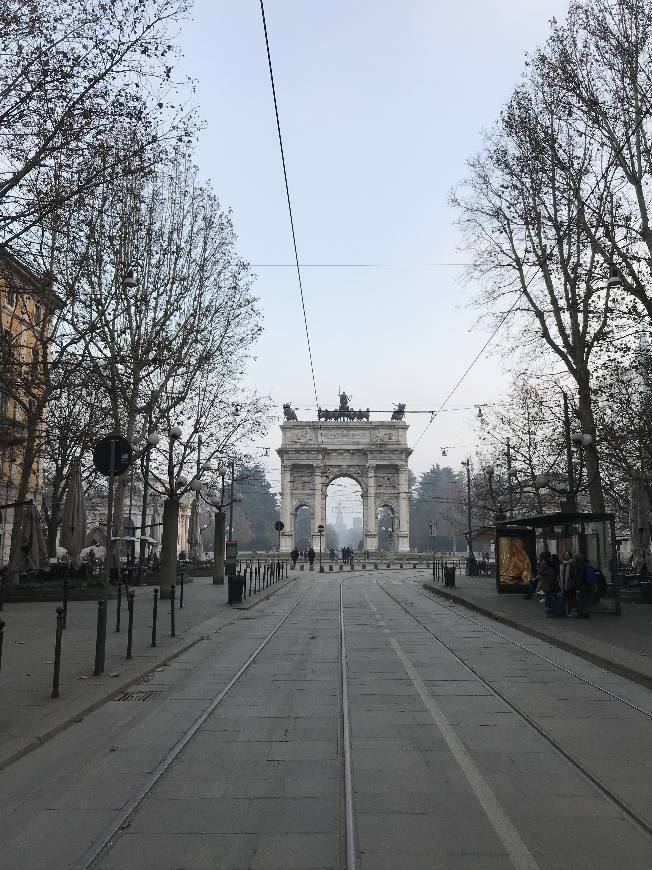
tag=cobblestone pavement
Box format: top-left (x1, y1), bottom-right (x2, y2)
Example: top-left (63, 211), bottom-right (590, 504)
top-left (2, 571), bottom-right (652, 869)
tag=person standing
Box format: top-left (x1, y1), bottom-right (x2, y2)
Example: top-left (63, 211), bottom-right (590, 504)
top-left (307, 546), bottom-right (315, 566)
top-left (559, 551), bottom-right (575, 615)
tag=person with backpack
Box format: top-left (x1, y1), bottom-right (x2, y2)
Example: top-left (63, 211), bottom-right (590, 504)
top-left (575, 555), bottom-right (597, 618)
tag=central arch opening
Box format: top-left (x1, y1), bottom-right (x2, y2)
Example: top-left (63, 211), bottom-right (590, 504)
top-left (377, 505), bottom-right (396, 553)
top-left (326, 476), bottom-right (363, 559)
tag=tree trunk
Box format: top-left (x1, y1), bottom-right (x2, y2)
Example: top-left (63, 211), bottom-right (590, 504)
top-left (159, 496), bottom-right (179, 599)
top-left (212, 510), bottom-right (225, 585)
top-left (7, 425), bottom-right (39, 583)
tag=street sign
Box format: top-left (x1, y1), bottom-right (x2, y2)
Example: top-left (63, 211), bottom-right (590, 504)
top-left (225, 540), bottom-right (238, 562)
top-left (93, 435), bottom-right (132, 476)
top-left (274, 520), bottom-right (284, 532)
top-left (317, 524), bottom-right (324, 534)
top-left (225, 539), bottom-right (238, 578)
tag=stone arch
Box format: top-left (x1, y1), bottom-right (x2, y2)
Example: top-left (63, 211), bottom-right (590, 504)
top-left (293, 501), bottom-right (313, 550)
top-left (376, 503), bottom-right (397, 552)
top-left (278, 419), bottom-right (411, 555)
top-left (325, 475), bottom-right (365, 554)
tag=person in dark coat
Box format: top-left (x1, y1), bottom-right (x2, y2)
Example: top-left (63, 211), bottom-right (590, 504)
top-left (307, 547), bottom-right (315, 566)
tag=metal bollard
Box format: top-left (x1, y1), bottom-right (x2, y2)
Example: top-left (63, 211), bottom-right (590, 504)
top-left (249, 568), bottom-right (253, 596)
top-left (126, 590), bottom-right (135, 659)
top-left (170, 583), bottom-right (176, 637)
top-left (179, 571), bottom-right (184, 609)
top-left (115, 581), bottom-right (122, 632)
top-left (51, 606), bottom-right (64, 698)
top-left (0, 618), bottom-right (4, 672)
top-left (93, 599), bottom-right (105, 676)
top-left (62, 574), bottom-right (69, 629)
top-left (151, 587), bottom-right (158, 647)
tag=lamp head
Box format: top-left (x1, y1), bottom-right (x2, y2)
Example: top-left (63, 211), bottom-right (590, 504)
top-left (175, 474), bottom-right (188, 488)
top-left (534, 473), bottom-right (549, 489)
top-left (122, 269), bottom-right (137, 289)
top-left (170, 425), bottom-right (183, 440)
top-left (189, 478), bottom-right (202, 492)
top-left (147, 432), bottom-right (161, 446)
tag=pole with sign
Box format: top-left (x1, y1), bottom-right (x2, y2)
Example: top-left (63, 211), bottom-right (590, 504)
top-left (92, 434), bottom-right (132, 675)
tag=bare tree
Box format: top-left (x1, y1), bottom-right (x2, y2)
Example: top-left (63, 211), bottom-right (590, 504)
top-left (534, 0), bottom-right (652, 325)
top-left (61, 150), bottom-right (263, 584)
top-left (0, 0), bottom-right (193, 249)
top-left (147, 385), bottom-right (270, 596)
top-left (452, 76), bottom-right (622, 511)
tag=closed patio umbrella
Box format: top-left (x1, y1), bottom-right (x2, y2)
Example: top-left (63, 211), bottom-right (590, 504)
top-left (188, 499), bottom-right (202, 561)
top-left (8, 502), bottom-right (48, 575)
top-left (60, 460), bottom-right (87, 565)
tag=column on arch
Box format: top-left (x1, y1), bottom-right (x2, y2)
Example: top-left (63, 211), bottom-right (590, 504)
top-left (279, 461), bottom-right (294, 552)
top-left (364, 463), bottom-right (378, 553)
top-left (397, 462), bottom-right (410, 553)
top-left (311, 462), bottom-right (323, 550)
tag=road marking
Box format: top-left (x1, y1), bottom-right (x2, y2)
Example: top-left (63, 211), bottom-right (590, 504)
top-left (389, 636), bottom-right (540, 870)
top-left (340, 583), bottom-right (358, 870)
top-left (362, 585), bottom-right (539, 870)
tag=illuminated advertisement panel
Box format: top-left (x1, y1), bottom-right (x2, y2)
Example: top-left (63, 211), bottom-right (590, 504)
top-left (495, 527), bottom-right (536, 594)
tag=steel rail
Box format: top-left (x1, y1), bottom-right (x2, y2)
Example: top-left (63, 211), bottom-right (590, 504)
top-left (418, 587), bottom-right (652, 720)
top-left (377, 582), bottom-right (652, 843)
top-left (77, 588), bottom-right (310, 870)
top-left (339, 582), bottom-right (358, 870)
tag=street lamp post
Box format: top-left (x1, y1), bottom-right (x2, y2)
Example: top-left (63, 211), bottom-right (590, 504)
top-left (137, 419), bottom-right (160, 586)
top-left (228, 458), bottom-right (236, 540)
top-left (212, 463), bottom-right (227, 585)
top-left (317, 523), bottom-right (324, 572)
top-left (461, 459), bottom-right (475, 574)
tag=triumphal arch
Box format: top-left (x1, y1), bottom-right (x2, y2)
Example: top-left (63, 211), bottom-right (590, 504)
top-left (277, 394), bottom-right (412, 554)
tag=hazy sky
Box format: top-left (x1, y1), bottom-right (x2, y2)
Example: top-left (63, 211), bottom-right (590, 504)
top-left (178, 1), bottom-right (570, 497)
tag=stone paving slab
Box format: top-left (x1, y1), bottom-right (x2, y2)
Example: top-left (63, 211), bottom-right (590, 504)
top-left (0, 574), bottom-right (295, 769)
top-left (423, 574), bottom-right (652, 688)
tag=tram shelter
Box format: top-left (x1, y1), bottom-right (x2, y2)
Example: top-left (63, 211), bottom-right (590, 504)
top-left (494, 509), bottom-right (621, 615)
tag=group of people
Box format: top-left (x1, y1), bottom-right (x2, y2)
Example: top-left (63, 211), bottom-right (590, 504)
top-left (290, 547), bottom-right (315, 567)
top-left (290, 545), bottom-right (358, 567)
top-left (524, 550), bottom-right (605, 618)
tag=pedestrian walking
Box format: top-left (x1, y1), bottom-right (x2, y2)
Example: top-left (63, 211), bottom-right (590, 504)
top-left (307, 546), bottom-right (315, 566)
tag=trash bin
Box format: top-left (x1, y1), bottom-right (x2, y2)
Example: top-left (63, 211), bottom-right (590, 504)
top-left (228, 573), bottom-right (244, 604)
top-left (444, 566), bottom-right (456, 588)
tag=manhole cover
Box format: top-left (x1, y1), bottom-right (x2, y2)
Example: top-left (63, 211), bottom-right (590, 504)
top-left (114, 690), bottom-right (163, 703)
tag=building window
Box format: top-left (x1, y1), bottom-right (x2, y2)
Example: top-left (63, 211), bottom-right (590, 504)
top-left (34, 304), bottom-right (42, 325)
top-left (0, 390), bottom-right (8, 417)
top-left (5, 288), bottom-right (15, 307)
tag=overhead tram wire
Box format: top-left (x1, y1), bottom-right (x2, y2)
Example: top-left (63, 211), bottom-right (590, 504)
top-left (258, 0), bottom-right (320, 418)
top-left (412, 295), bottom-right (524, 450)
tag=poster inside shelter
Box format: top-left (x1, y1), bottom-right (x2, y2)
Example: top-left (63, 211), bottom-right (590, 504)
top-left (496, 528), bottom-right (535, 592)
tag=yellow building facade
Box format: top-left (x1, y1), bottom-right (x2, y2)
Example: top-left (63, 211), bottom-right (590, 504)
top-left (0, 253), bottom-right (54, 565)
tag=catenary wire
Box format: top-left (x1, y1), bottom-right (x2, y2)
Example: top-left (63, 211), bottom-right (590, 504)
top-left (412, 295), bottom-right (524, 450)
top-left (258, 0), bottom-right (320, 412)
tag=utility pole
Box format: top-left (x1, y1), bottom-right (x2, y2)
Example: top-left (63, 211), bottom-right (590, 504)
top-left (506, 437), bottom-right (514, 518)
top-left (461, 459), bottom-right (474, 571)
top-left (562, 392), bottom-right (576, 510)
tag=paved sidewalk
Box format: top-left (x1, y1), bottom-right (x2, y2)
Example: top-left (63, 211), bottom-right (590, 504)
top-left (424, 574), bottom-right (652, 688)
top-left (0, 573), bottom-right (294, 769)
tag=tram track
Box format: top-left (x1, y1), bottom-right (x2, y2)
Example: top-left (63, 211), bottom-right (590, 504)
top-left (376, 580), bottom-right (652, 844)
top-left (76, 587), bottom-right (311, 870)
top-left (418, 585), bottom-right (652, 719)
